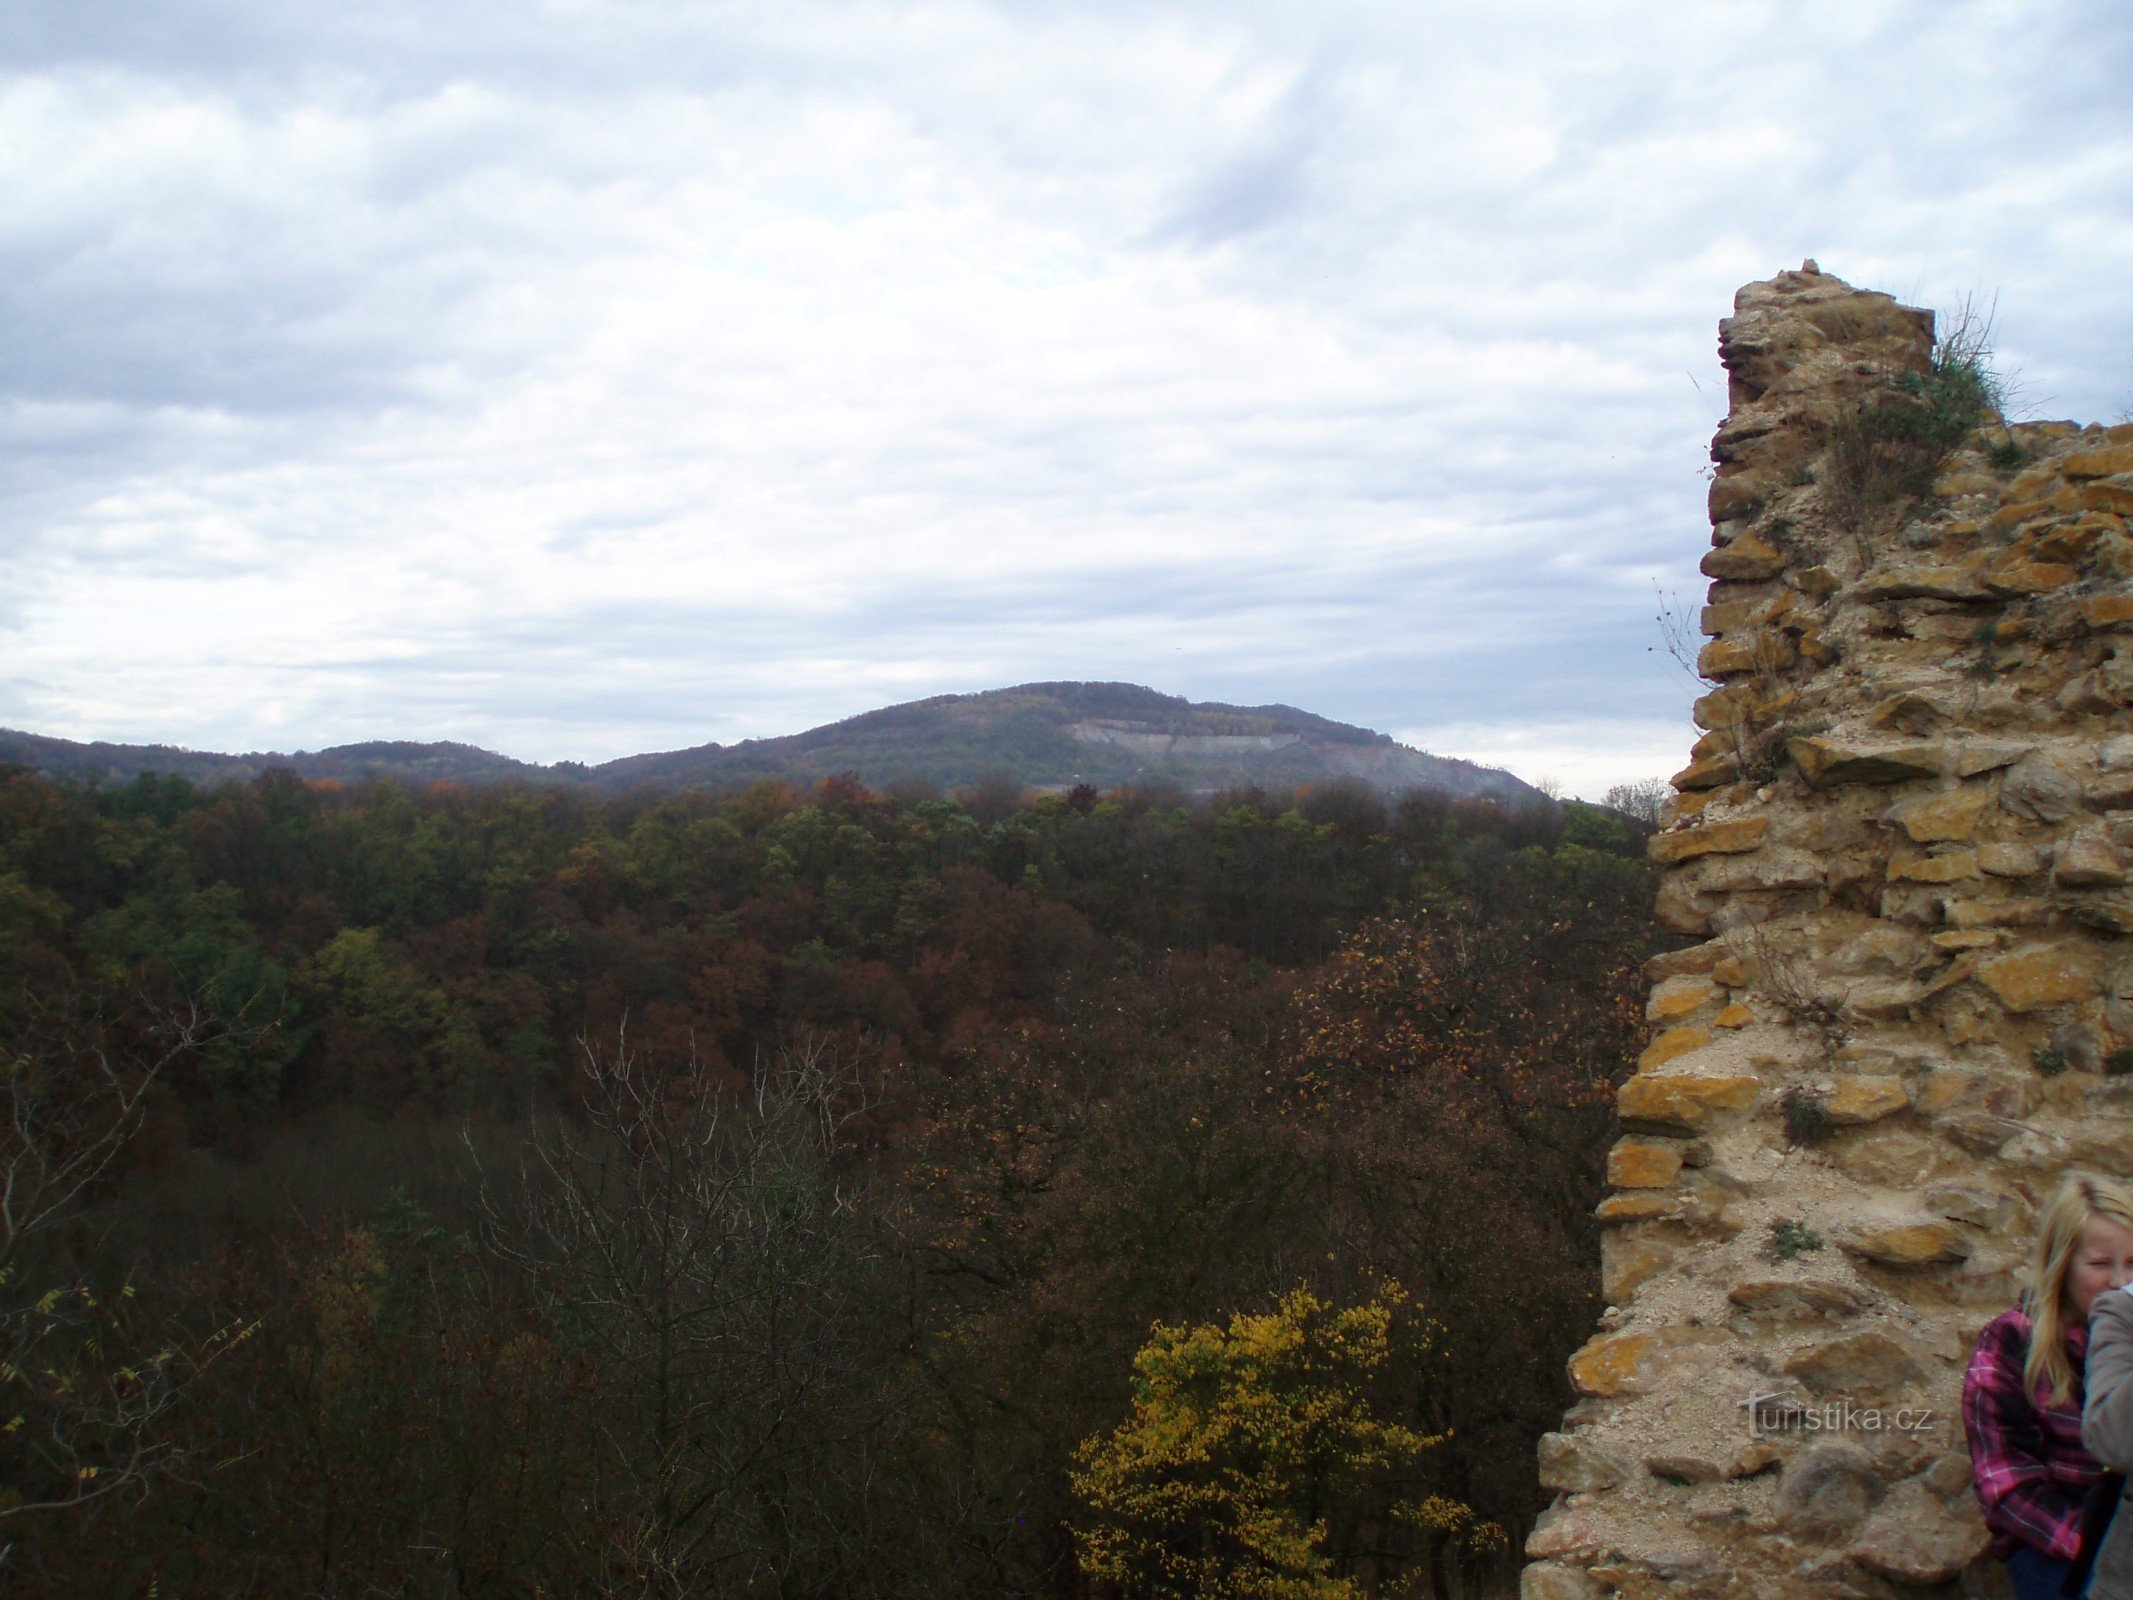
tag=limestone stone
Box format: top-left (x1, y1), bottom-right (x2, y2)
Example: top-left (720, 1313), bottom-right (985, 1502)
top-left (1649, 817), bottom-right (1768, 863)
top-left (1888, 850), bottom-right (1979, 883)
top-left (1648, 976), bottom-right (1719, 1022)
top-left (1520, 1562), bottom-right (1600, 1600)
top-left (1602, 1230), bottom-right (1676, 1304)
top-left (1595, 1193), bottom-right (1681, 1224)
top-left (1700, 529), bottom-right (1788, 581)
top-left (1713, 1002), bottom-right (1754, 1028)
top-left (1653, 877), bottom-right (1713, 935)
top-left (1775, 1443), bottom-right (1886, 1540)
top-left (1644, 1453), bottom-right (1724, 1484)
top-left (1945, 896), bottom-right (2052, 929)
top-left (1699, 634), bottom-right (1795, 677)
top-left (1975, 944), bottom-right (2100, 1012)
top-left (1608, 1139), bottom-right (1684, 1188)
top-left (1637, 1026), bottom-right (1713, 1071)
top-left (1524, 1504), bottom-right (1606, 1561)
top-left (1938, 1112), bottom-right (2023, 1157)
top-left (1711, 954), bottom-right (1750, 986)
top-left (1669, 753), bottom-right (1740, 790)
top-left (1823, 1076), bottom-right (1910, 1124)
top-left (1728, 1442), bottom-right (1784, 1479)
top-left (1883, 787), bottom-right (1990, 843)
top-left (1925, 1183), bottom-right (2019, 1232)
top-left (1617, 1070), bottom-right (1762, 1132)
top-left (2055, 825), bottom-right (2127, 887)
top-left (1847, 1481), bottom-right (1991, 1586)
top-left (1782, 1332), bottom-right (1927, 1400)
top-left (2067, 892), bottom-right (2133, 934)
top-left (1832, 1126), bottom-right (1945, 1187)
top-left (1567, 1331), bottom-right (1658, 1397)
top-left (2075, 480), bottom-right (2133, 516)
top-left (1978, 840), bottom-right (2045, 877)
top-left (1916, 1068), bottom-right (1983, 1112)
top-left (1538, 1431), bottom-right (1630, 1494)
top-left (1840, 1221), bottom-right (1971, 1267)
top-left (1727, 1278), bottom-right (1872, 1320)
top-left (1984, 559), bottom-right (2080, 595)
top-left (1567, 1326), bottom-right (1720, 1398)
top-left (1855, 563), bottom-right (1987, 602)
top-left (2081, 593), bottom-right (2133, 630)
top-left (2001, 754), bottom-right (2085, 822)
top-left (1951, 738), bottom-right (2034, 776)
top-left (1790, 736), bottom-right (1943, 788)
top-left (2064, 444), bottom-right (2133, 478)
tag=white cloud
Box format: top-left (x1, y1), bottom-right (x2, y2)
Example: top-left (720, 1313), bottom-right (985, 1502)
top-left (1, 0), bottom-right (2130, 769)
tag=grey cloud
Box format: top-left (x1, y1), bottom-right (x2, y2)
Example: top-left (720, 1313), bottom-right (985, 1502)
top-left (2, 0), bottom-right (2128, 788)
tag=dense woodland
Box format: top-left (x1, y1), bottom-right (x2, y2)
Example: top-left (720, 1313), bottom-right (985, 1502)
top-left (0, 763), bottom-right (1658, 1598)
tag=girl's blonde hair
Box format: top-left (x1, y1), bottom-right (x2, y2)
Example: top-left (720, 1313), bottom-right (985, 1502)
top-left (2024, 1172), bottom-right (2133, 1404)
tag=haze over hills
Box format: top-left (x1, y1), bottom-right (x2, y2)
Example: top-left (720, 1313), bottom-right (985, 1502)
top-left (0, 682), bottom-right (1540, 802)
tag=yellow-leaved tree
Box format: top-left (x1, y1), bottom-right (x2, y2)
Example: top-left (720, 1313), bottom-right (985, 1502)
top-left (1070, 1285), bottom-right (1499, 1600)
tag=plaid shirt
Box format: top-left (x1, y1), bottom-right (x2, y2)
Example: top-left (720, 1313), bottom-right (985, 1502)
top-left (1963, 1307), bottom-right (2102, 1561)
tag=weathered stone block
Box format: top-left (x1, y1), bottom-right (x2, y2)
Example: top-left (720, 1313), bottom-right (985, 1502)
top-left (1975, 943), bottom-right (2100, 1011)
top-left (1636, 1025), bottom-right (1713, 1071)
top-left (2055, 826), bottom-right (2127, 887)
top-left (1848, 1480), bottom-right (1990, 1585)
top-left (1884, 787), bottom-right (1990, 842)
top-left (1649, 817), bottom-right (1768, 862)
top-left (1524, 1504), bottom-right (1605, 1561)
top-left (1521, 1561), bottom-right (1600, 1600)
top-left (1617, 1070), bottom-right (1761, 1132)
top-left (1776, 1442), bottom-right (1886, 1540)
top-left (1595, 1193), bottom-right (1681, 1224)
top-left (1840, 1221), bottom-right (1971, 1267)
top-left (1978, 840), bottom-right (2045, 877)
top-left (1601, 1230), bottom-right (1676, 1305)
top-left (1888, 850), bottom-right (1979, 883)
top-left (1783, 1331), bottom-right (1927, 1399)
top-left (1825, 1076), bottom-right (1910, 1124)
top-left (2063, 444), bottom-right (2133, 479)
top-left (1537, 1431), bottom-right (1630, 1494)
top-left (1700, 529), bottom-right (1788, 581)
top-left (1727, 1277), bottom-right (1872, 1320)
top-left (2001, 754), bottom-right (2085, 822)
top-left (1608, 1139), bottom-right (1684, 1188)
top-left (1856, 563), bottom-right (1987, 602)
top-left (1790, 736), bottom-right (1942, 788)
top-left (1648, 976), bottom-right (1719, 1022)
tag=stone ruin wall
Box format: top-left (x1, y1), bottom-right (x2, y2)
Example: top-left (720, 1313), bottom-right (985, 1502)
top-left (1523, 264), bottom-right (2133, 1600)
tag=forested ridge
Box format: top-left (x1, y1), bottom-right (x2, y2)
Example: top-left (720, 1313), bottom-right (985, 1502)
top-left (0, 762), bottom-right (1658, 1598)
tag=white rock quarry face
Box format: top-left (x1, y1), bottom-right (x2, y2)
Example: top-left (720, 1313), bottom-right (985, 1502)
top-left (1524, 264), bottom-right (2133, 1600)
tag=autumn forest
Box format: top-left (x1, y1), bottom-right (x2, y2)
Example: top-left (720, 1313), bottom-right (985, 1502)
top-left (0, 764), bottom-right (1657, 1597)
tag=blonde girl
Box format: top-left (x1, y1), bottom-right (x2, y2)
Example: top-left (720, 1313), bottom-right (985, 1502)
top-left (1964, 1174), bottom-right (2133, 1600)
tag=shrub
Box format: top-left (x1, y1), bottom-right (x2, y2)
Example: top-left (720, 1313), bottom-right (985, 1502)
top-left (1766, 1219), bottom-right (1824, 1262)
top-left (1824, 299), bottom-right (2005, 525)
top-left (1780, 1086), bottom-right (1833, 1148)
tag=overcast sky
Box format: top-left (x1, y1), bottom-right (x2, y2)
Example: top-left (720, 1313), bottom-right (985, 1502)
top-left (3, 1), bottom-right (2130, 797)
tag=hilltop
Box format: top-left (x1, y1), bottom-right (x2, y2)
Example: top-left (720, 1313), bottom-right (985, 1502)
top-left (1, 682), bottom-right (1538, 802)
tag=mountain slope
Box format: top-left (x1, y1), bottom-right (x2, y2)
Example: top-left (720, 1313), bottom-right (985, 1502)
top-left (595, 682), bottom-right (1535, 800)
top-left (1, 683), bottom-right (1538, 802)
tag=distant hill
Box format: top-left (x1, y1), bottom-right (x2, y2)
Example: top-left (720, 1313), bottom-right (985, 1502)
top-left (0, 682), bottom-right (1540, 803)
top-left (0, 729), bottom-right (565, 789)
